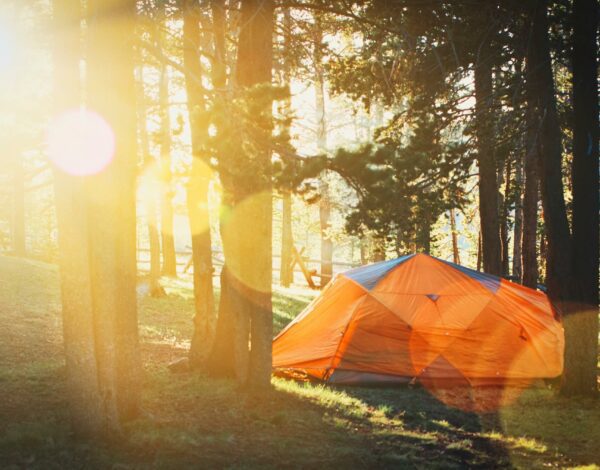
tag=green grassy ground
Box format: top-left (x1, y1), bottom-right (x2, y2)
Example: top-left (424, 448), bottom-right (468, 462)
top-left (0, 255), bottom-right (598, 469)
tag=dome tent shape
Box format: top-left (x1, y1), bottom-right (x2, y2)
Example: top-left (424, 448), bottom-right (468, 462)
top-left (273, 253), bottom-right (564, 386)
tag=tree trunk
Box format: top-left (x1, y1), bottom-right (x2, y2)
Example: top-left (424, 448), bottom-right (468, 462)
top-left (474, 38), bottom-right (502, 275)
top-left (539, 228), bottom-right (547, 277)
top-left (210, 264), bottom-right (254, 384)
top-left (450, 209), bottom-right (460, 264)
top-left (360, 237), bottom-right (369, 264)
top-left (394, 228), bottom-right (403, 257)
top-left (207, 267), bottom-right (235, 377)
top-left (87, 0), bottom-right (141, 424)
top-left (319, 179), bottom-right (333, 286)
top-left (279, 7), bottom-right (294, 288)
top-left (240, 0), bottom-right (274, 390)
top-left (146, 200), bottom-right (163, 296)
top-left (205, 0), bottom-right (244, 379)
top-left (372, 237), bottom-right (386, 261)
top-left (158, 57), bottom-right (177, 277)
top-left (211, 0), bottom-right (227, 93)
top-left (314, 20), bottom-right (332, 287)
top-left (565, 0), bottom-right (599, 397)
top-left (526, 0), bottom-right (573, 301)
top-left (476, 230), bottom-right (482, 271)
top-left (512, 153), bottom-right (523, 281)
top-left (415, 215), bottom-right (432, 254)
top-left (137, 68), bottom-right (163, 297)
top-left (182, 0), bottom-right (216, 368)
top-left (526, 0), bottom-right (589, 395)
top-left (500, 159), bottom-right (511, 277)
top-left (522, 78), bottom-right (540, 288)
top-left (280, 192), bottom-right (294, 286)
top-left (11, 148), bottom-right (25, 256)
top-left (52, 0), bottom-right (103, 437)
top-left (212, 0), bottom-right (274, 389)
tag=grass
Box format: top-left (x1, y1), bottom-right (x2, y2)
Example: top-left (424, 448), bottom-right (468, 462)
top-left (0, 254), bottom-right (598, 469)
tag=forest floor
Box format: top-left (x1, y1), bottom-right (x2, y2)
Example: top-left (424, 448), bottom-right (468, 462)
top-left (0, 254), bottom-right (598, 469)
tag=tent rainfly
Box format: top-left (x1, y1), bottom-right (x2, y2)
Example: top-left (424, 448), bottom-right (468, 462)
top-left (273, 253), bottom-right (564, 386)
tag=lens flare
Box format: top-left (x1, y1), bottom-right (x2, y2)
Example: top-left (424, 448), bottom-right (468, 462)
top-left (138, 159), bottom-right (163, 227)
top-left (139, 160), bottom-right (162, 202)
top-left (47, 109), bottom-right (115, 176)
top-left (0, 28), bottom-right (15, 71)
top-left (220, 191), bottom-right (272, 293)
top-left (188, 159), bottom-right (217, 236)
top-left (413, 322), bottom-right (537, 413)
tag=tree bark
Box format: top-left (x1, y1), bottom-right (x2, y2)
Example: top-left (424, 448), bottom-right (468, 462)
top-left (500, 159), bottom-right (511, 277)
top-left (450, 209), bottom-right (460, 264)
top-left (280, 192), bottom-right (294, 286)
top-left (206, 266), bottom-right (254, 385)
top-left (212, 0), bottom-right (274, 389)
top-left (136, 67), bottom-right (163, 297)
top-left (207, 266), bottom-right (236, 378)
top-left (158, 56), bottom-right (177, 277)
top-left (87, 0), bottom-right (141, 424)
top-left (319, 179), bottom-right (333, 285)
top-left (279, 7), bottom-right (294, 288)
top-left (476, 230), bottom-right (482, 271)
top-left (512, 153), bottom-right (523, 281)
top-left (415, 213), bottom-right (432, 255)
top-left (522, 77), bottom-right (540, 288)
top-left (314, 19), bottom-right (332, 287)
top-left (372, 237), bottom-right (386, 261)
top-left (211, 0), bottom-right (227, 93)
top-left (474, 36), bottom-right (502, 275)
top-left (360, 237), bottom-right (369, 264)
top-left (565, 0), bottom-right (599, 397)
top-left (525, 0), bottom-right (593, 395)
top-left (394, 228), bottom-right (403, 257)
top-left (52, 0), bottom-right (103, 437)
top-left (182, 0), bottom-right (216, 368)
top-left (12, 150), bottom-right (25, 256)
top-left (239, 0), bottom-right (274, 390)
top-left (526, 0), bottom-right (573, 301)
top-left (205, 0), bottom-right (243, 379)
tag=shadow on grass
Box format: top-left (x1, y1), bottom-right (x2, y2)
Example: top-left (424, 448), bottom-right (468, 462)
top-left (338, 385), bottom-right (512, 468)
top-left (326, 381), bottom-right (600, 468)
top-left (0, 369), bottom-right (376, 469)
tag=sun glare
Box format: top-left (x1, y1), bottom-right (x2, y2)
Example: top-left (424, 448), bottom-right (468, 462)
top-left (0, 27), bottom-right (15, 71)
top-left (47, 109), bottom-right (115, 176)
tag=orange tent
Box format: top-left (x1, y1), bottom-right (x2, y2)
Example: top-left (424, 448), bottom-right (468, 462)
top-left (273, 253), bottom-right (564, 386)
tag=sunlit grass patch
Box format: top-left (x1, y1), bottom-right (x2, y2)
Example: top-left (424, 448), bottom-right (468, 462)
top-left (446, 438), bottom-right (473, 451)
top-left (484, 431), bottom-right (547, 454)
top-left (433, 419), bottom-right (451, 428)
top-left (0, 359), bottom-right (62, 383)
top-left (272, 285), bottom-right (316, 334)
top-left (497, 387), bottom-right (600, 467)
top-left (137, 274), bottom-right (314, 341)
top-left (273, 378), bottom-right (374, 420)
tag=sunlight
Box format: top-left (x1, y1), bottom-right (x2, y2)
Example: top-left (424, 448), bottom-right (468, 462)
top-left (47, 109), bottom-right (115, 176)
top-left (220, 190), bottom-right (272, 293)
top-left (0, 27), bottom-right (15, 72)
top-left (188, 158), bottom-right (218, 236)
top-left (138, 159), bottom-right (164, 210)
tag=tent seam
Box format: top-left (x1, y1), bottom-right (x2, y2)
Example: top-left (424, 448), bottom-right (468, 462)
top-left (344, 253), bottom-right (416, 291)
top-left (324, 294), bottom-right (370, 381)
